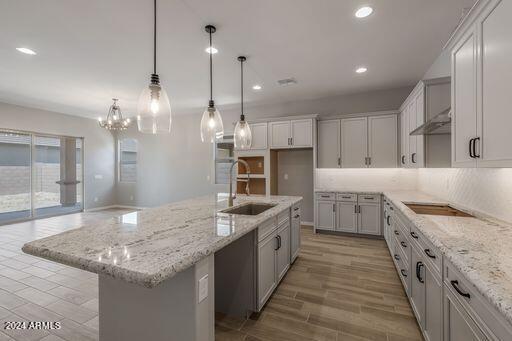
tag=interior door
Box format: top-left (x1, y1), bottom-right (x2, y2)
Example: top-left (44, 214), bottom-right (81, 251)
top-left (269, 121), bottom-right (290, 149)
top-left (336, 202), bottom-right (357, 233)
top-left (317, 120), bottom-right (340, 168)
top-left (249, 122), bottom-right (267, 150)
top-left (368, 115), bottom-right (398, 168)
top-left (316, 200), bottom-right (335, 230)
top-left (340, 117), bottom-right (368, 168)
top-left (451, 28), bottom-right (478, 167)
top-left (478, 0), bottom-right (512, 167)
top-left (290, 119), bottom-right (312, 148)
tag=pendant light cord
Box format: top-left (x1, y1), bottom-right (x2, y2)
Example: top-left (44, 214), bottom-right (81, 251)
top-left (153, 0), bottom-right (157, 75)
top-left (240, 59), bottom-right (244, 119)
top-left (209, 31), bottom-right (213, 103)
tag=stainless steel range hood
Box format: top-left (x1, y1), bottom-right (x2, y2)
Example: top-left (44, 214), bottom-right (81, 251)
top-left (410, 108), bottom-right (451, 136)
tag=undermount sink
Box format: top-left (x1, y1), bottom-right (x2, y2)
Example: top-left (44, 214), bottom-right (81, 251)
top-left (221, 202), bottom-right (277, 216)
top-left (405, 203), bottom-right (473, 217)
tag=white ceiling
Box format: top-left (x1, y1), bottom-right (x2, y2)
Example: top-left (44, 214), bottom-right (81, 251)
top-left (0, 0), bottom-right (475, 119)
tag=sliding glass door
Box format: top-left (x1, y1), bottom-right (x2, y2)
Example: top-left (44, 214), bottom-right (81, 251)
top-left (0, 130), bottom-right (83, 224)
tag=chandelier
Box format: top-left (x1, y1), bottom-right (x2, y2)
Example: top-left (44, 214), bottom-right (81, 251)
top-left (99, 99), bottom-right (131, 131)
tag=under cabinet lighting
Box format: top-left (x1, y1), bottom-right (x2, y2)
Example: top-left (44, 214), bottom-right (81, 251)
top-left (252, 85), bottom-right (262, 90)
top-left (356, 67), bottom-right (368, 74)
top-left (355, 6), bottom-right (373, 18)
top-left (16, 47), bottom-right (37, 55)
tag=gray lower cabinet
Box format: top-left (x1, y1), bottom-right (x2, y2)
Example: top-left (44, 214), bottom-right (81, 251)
top-left (276, 221), bottom-right (290, 282)
top-left (358, 201), bottom-right (381, 235)
top-left (444, 288), bottom-right (486, 341)
top-left (336, 201), bottom-right (357, 233)
top-left (290, 205), bottom-right (301, 262)
top-left (424, 263), bottom-right (443, 341)
top-left (257, 230), bottom-right (277, 310)
top-left (316, 200), bottom-right (336, 230)
top-left (410, 246), bottom-right (426, 326)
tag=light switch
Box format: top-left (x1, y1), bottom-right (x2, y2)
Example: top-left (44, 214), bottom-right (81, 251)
top-left (198, 274), bottom-right (208, 303)
top-left (284, 173), bottom-right (289, 180)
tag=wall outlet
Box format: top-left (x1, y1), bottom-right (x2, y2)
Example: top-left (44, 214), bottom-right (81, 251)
top-left (198, 274), bottom-right (208, 303)
top-left (94, 197), bottom-right (98, 202)
top-left (284, 173), bottom-right (289, 180)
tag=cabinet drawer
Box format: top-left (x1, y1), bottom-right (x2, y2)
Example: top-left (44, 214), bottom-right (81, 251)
top-left (316, 192), bottom-right (335, 200)
top-left (292, 202), bottom-right (301, 214)
top-left (336, 193), bottom-right (357, 202)
top-left (258, 217), bottom-right (277, 242)
top-left (395, 244), bottom-right (410, 295)
top-left (410, 225), bottom-right (442, 276)
top-left (277, 209), bottom-right (290, 226)
top-left (358, 194), bottom-right (381, 203)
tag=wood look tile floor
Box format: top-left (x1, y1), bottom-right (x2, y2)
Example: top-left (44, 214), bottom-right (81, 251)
top-left (216, 227), bottom-right (423, 341)
top-left (0, 211), bottom-right (422, 341)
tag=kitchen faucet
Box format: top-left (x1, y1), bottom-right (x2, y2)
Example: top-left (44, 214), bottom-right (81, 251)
top-left (228, 159), bottom-right (250, 207)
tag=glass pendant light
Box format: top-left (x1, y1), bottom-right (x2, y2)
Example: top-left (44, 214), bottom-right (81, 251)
top-left (234, 56), bottom-right (252, 149)
top-left (98, 99), bottom-right (131, 131)
top-left (200, 25), bottom-right (224, 143)
top-left (137, 0), bottom-right (172, 134)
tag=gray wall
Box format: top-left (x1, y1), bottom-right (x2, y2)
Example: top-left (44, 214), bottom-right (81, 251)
top-left (115, 87), bottom-right (411, 216)
top-left (0, 102), bottom-right (116, 209)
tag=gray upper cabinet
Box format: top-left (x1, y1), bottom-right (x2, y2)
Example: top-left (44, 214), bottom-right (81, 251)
top-left (451, 0), bottom-right (512, 168)
top-left (317, 114), bottom-right (398, 169)
top-left (368, 115), bottom-right (398, 168)
top-left (400, 84), bottom-right (425, 169)
top-left (317, 120), bottom-right (340, 168)
top-left (269, 119), bottom-right (313, 149)
top-left (341, 117), bottom-right (368, 168)
top-left (249, 122), bottom-right (268, 150)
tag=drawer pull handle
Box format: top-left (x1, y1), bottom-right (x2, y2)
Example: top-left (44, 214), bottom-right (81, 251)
top-left (275, 236), bottom-right (280, 251)
top-left (364, 197), bottom-right (374, 200)
top-left (386, 216), bottom-right (391, 226)
top-left (294, 207), bottom-right (299, 211)
top-left (294, 214), bottom-right (300, 219)
top-left (400, 269), bottom-right (407, 277)
top-left (400, 241), bottom-right (407, 248)
top-left (321, 195), bottom-right (330, 198)
top-left (424, 249), bottom-right (436, 259)
top-left (394, 230), bottom-right (399, 235)
top-left (341, 196), bottom-right (351, 199)
top-left (416, 262), bottom-right (424, 283)
top-left (410, 231), bottom-right (419, 239)
top-left (394, 254), bottom-right (400, 261)
top-left (389, 207), bottom-right (394, 211)
top-left (451, 280), bottom-right (471, 299)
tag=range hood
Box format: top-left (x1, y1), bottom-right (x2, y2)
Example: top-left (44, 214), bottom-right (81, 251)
top-left (410, 108), bottom-right (451, 136)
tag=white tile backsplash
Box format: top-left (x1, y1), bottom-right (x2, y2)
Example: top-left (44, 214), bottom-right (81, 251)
top-left (316, 167), bottom-right (512, 224)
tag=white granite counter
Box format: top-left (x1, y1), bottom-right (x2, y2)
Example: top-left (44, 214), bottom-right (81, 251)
top-left (22, 194), bottom-right (302, 288)
top-left (316, 188), bottom-right (512, 326)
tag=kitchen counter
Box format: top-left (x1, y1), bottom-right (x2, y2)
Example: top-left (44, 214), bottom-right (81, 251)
top-left (22, 194), bottom-right (302, 288)
top-left (316, 188), bottom-right (512, 326)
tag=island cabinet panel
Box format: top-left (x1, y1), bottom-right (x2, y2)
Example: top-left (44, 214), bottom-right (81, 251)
top-left (276, 221), bottom-right (290, 282)
top-left (257, 230), bottom-right (277, 310)
top-left (290, 203), bottom-right (301, 263)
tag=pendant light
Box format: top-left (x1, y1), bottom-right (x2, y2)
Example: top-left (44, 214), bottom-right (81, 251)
top-left (200, 25), bottom-right (224, 143)
top-left (137, 0), bottom-right (172, 134)
top-left (233, 56), bottom-right (252, 149)
top-left (98, 99), bottom-right (131, 131)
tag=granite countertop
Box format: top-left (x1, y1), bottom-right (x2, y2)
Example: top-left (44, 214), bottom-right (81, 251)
top-left (316, 188), bottom-right (512, 326)
top-left (22, 194), bottom-right (302, 288)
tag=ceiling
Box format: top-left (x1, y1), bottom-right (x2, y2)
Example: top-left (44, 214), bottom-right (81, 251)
top-left (0, 0), bottom-right (475, 119)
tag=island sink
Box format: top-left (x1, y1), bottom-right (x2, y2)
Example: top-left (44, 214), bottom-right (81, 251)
top-left (221, 202), bottom-right (277, 216)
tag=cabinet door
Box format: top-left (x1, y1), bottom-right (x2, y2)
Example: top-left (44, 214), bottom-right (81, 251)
top-left (341, 117), bottom-right (368, 168)
top-left (291, 212), bottom-right (301, 262)
top-left (444, 286), bottom-right (486, 341)
top-left (424, 264), bottom-right (443, 341)
top-left (414, 91), bottom-right (425, 168)
top-left (478, 0), bottom-right (512, 167)
top-left (316, 200), bottom-right (336, 230)
top-left (336, 202), bottom-right (357, 233)
top-left (410, 247), bottom-right (426, 328)
top-left (408, 101), bottom-right (418, 168)
top-left (401, 109), bottom-right (409, 167)
top-left (368, 115), bottom-right (398, 168)
top-left (317, 120), bottom-right (340, 168)
top-left (249, 122), bottom-right (268, 150)
top-left (276, 222), bottom-right (290, 282)
top-left (358, 203), bottom-right (380, 235)
top-left (269, 121), bottom-right (291, 149)
top-left (258, 231), bottom-right (277, 309)
top-left (291, 119), bottom-right (313, 148)
top-left (452, 28), bottom-right (478, 167)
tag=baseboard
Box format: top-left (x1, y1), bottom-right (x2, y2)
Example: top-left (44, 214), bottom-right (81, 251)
top-left (301, 221), bottom-right (314, 226)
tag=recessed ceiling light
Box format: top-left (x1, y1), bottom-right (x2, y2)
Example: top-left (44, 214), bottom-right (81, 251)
top-left (355, 6), bottom-right (373, 18)
top-left (252, 85), bottom-right (262, 90)
top-left (356, 67), bottom-right (368, 74)
top-left (16, 47), bottom-right (37, 55)
top-left (205, 46), bottom-right (218, 54)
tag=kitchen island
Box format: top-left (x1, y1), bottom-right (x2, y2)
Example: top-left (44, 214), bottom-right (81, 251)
top-left (22, 194), bottom-right (303, 341)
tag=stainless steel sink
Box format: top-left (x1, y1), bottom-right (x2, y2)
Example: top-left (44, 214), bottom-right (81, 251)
top-left (220, 203), bottom-right (276, 216)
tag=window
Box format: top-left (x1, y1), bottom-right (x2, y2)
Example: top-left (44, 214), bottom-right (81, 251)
top-left (214, 135), bottom-right (234, 184)
top-left (119, 139), bottom-right (137, 183)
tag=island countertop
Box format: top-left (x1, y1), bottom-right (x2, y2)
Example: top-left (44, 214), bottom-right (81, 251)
top-left (22, 194), bottom-right (302, 288)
